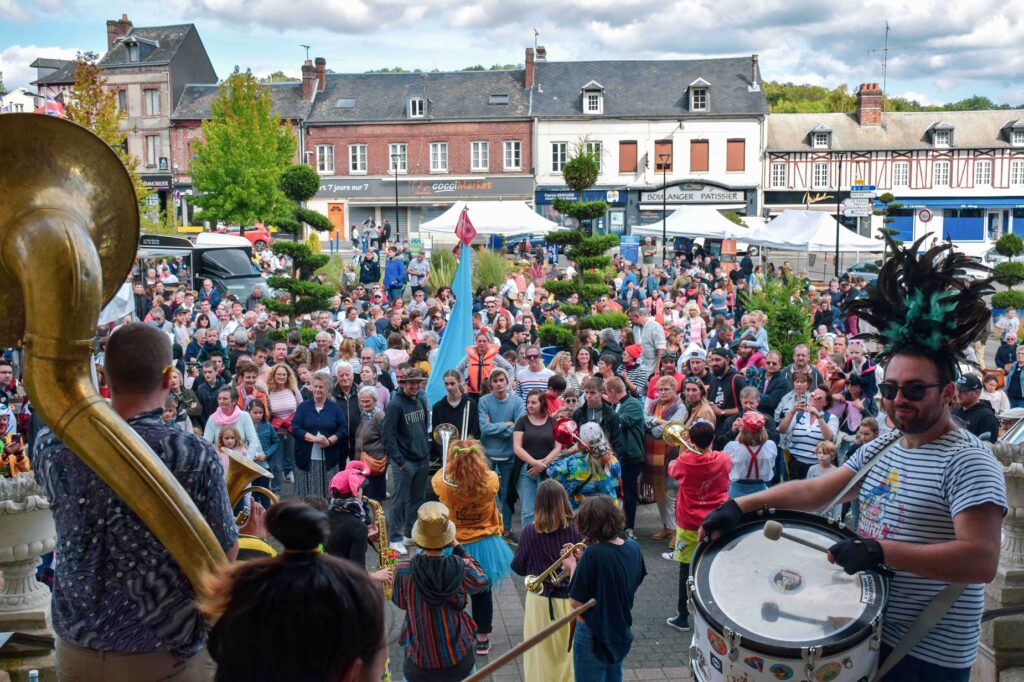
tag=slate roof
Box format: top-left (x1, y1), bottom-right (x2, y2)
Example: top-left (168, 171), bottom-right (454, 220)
top-left (99, 24), bottom-right (194, 67)
top-left (172, 81), bottom-right (312, 121)
top-left (768, 110), bottom-right (1024, 152)
top-left (531, 57), bottom-right (767, 118)
top-left (31, 60), bottom-right (77, 85)
top-left (29, 57), bottom-right (70, 70)
top-left (305, 70), bottom-right (531, 125)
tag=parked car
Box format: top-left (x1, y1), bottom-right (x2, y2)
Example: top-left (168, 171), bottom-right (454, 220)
top-left (216, 224), bottom-right (273, 252)
top-left (984, 246), bottom-right (1024, 266)
top-left (504, 234), bottom-right (546, 255)
top-left (843, 260), bottom-right (881, 286)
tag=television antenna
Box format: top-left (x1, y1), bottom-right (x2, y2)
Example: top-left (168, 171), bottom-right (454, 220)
top-left (300, 44), bottom-right (311, 61)
top-left (868, 21), bottom-right (908, 109)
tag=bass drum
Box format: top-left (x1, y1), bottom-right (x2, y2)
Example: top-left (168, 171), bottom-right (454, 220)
top-left (688, 509), bottom-right (887, 682)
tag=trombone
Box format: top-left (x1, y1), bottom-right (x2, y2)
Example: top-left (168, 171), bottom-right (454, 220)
top-left (432, 423), bottom-right (460, 488)
top-left (524, 542), bottom-right (587, 593)
top-left (662, 421), bottom-right (700, 454)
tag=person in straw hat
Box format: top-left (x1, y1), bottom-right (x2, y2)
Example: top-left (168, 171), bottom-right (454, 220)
top-left (390, 501), bottom-right (488, 682)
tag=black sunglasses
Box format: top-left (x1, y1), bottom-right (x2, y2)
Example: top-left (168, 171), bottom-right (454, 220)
top-left (526, 354), bottom-right (540, 360)
top-left (878, 381), bottom-right (943, 401)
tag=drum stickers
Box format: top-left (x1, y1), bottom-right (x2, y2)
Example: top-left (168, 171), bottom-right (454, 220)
top-left (743, 655), bottom-right (764, 672)
top-left (768, 663), bottom-right (794, 679)
top-left (710, 654), bottom-right (723, 673)
top-left (815, 661), bottom-right (843, 681)
top-left (707, 628), bottom-right (728, 655)
top-left (770, 568), bottom-right (804, 595)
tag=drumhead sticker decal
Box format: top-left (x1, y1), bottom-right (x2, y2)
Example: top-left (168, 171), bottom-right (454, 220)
top-left (710, 654), bottom-right (723, 673)
top-left (769, 663), bottom-right (794, 680)
top-left (816, 661), bottom-right (842, 681)
top-left (743, 655), bottom-right (765, 671)
top-left (707, 628), bottom-right (728, 655)
top-left (770, 567), bottom-right (804, 595)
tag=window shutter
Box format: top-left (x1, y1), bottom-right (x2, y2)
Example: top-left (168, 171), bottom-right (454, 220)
top-left (654, 140), bottom-right (673, 172)
top-left (690, 140), bottom-right (709, 172)
top-left (619, 141), bottom-right (637, 173)
top-left (726, 140), bottom-right (745, 172)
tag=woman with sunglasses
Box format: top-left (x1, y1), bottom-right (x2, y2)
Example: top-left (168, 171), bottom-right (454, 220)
top-left (777, 385), bottom-right (838, 480)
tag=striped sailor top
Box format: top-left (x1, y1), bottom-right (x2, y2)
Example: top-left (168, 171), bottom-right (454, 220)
top-left (844, 429), bottom-right (1007, 669)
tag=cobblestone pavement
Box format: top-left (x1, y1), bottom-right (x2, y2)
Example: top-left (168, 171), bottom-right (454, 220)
top-left (380, 500), bottom-right (694, 682)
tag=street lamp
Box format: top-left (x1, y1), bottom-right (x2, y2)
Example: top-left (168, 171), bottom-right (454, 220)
top-left (833, 153), bottom-right (846, 278)
top-left (391, 153), bottom-right (401, 243)
top-left (658, 153), bottom-right (671, 263)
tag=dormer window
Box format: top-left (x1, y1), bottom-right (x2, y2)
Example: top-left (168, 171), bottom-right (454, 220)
top-left (812, 132), bottom-right (830, 149)
top-left (688, 78), bottom-right (710, 112)
top-left (408, 97), bottom-right (424, 118)
top-left (580, 81), bottom-right (604, 115)
top-left (933, 129), bottom-right (950, 147)
top-left (127, 43), bottom-right (139, 62)
top-left (1003, 121), bottom-right (1024, 146)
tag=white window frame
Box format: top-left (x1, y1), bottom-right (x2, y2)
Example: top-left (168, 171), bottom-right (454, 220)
top-left (470, 141), bottom-right (489, 172)
top-left (933, 130), bottom-right (951, 148)
top-left (690, 87), bottom-right (707, 111)
top-left (812, 132), bottom-right (830, 149)
top-left (552, 142), bottom-right (568, 172)
top-left (585, 141), bottom-right (603, 174)
top-left (430, 142), bottom-right (448, 172)
top-left (892, 161), bottom-right (910, 187)
top-left (408, 97), bottom-right (424, 118)
top-left (316, 144), bottom-right (334, 174)
top-left (812, 161), bottom-right (829, 188)
top-left (1012, 160), bottom-right (1024, 186)
top-left (934, 160), bottom-right (950, 186)
top-left (389, 143), bottom-right (408, 173)
top-left (144, 88), bottom-right (160, 116)
top-left (127, 43), bottom-right (139, 63)
top-left (584, 92), bottom-right (602, 114)
top-left (1013, 129), bottom-right (1024, 146)
top-left (145, 134), bottom-right (160, 167)
top-left (349, 144), bottom-right (367, 174)
top-left (975, 159), bottom-right (992, 186)
top-left (770, 162), bottom-right (787, 188)
top-left (503, 140), bottom-right (522, 170)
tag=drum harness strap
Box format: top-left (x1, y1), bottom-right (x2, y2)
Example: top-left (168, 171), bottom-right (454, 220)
top-left (818, 429), bottom-right (967, 682)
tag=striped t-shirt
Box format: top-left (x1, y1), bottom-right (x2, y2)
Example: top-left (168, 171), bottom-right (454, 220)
top-left (516, 367), bottom-right (554, 401)
top-left (844, 429), bottom-right (1007, 669)
top-left (785, 410), bottom-right (838, 464)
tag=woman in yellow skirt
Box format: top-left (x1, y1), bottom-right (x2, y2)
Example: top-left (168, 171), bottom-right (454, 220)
top-left (510, 479), bottom-right (582, 682)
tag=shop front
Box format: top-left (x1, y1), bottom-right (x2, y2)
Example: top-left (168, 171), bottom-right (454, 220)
top-left (534, 187), bottom-right (628, 235)
top-left (763, 189), bottom-right (862, 234)
top-left (141, 173), bottom-right (172, 222)
top-left (873, 196), bottom-right (1024, 257)
top-left (310, 176), bottom-right (534, 243)
top-left (631, 180), bottom-right (758, 232)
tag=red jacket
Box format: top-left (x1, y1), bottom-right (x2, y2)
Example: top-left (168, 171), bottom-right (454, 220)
top-left (668, 450), bottom-right (731, 530)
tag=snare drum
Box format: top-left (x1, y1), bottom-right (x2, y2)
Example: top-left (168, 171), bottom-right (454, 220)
top-left (688, 509), bottom-right (887, 682)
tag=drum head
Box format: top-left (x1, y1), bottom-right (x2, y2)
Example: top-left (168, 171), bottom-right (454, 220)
top-left (692, 510), bottom-right (885, 656)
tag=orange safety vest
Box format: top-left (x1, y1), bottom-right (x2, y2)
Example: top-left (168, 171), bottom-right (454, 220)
top-left (465, 344), bottom-right (499, 395)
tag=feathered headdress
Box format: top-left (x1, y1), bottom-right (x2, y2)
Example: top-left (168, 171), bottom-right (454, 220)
top-left (843, 235), bottom-right (993, 371)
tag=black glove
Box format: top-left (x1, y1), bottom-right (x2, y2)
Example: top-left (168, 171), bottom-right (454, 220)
top-left (700, 499), bottom-right (743, 539)
top-left (828, 537), bottom-right (885, 575)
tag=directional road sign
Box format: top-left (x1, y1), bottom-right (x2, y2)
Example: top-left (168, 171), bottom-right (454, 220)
top-left (849, 190), bottom-right (877, 199)
top-left (841, 198), bottom-right (872, 209)
top-left (851, 184), bottom-right (876, 191)
top-left (843, 208), bottom-right (873, 217)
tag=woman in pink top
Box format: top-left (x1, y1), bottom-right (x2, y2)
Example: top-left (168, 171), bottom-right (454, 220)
top-left (267, 363), bottom-right (303, 487)
top-left (681, 302), bottom-right (707, 347)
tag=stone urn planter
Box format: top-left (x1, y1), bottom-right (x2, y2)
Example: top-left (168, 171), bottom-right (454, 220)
top-left (0, 473), bottom-right (55, 615)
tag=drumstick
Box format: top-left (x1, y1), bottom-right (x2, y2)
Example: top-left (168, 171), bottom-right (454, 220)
top-left (763, 520), bottom-right (832, 554)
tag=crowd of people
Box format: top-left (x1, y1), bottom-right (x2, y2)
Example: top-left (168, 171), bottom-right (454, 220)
top-left (12, 232), bottom-right (1011, 682)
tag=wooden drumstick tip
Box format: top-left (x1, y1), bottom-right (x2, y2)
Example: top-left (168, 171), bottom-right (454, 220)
top-left (763, 520), bottom-right (784, 541)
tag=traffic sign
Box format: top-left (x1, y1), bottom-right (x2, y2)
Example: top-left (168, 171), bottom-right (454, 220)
top-left (843, 208), bottom-right (873, 217)
top-left (919, 208), bottom-right (933, 223)
top-left (851, 184), bottom-right (876, 191)
top-left (849, 190), bottom-right (877, 198)
top-left (841, 198), bottom-right (872, 209)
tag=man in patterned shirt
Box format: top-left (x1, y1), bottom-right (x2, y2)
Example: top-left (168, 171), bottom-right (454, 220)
top-left (35, 322), bottom-right (237, 680)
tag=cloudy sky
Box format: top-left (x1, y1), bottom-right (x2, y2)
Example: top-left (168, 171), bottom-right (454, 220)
top-left (3, 0), bottom-right (1024, 106)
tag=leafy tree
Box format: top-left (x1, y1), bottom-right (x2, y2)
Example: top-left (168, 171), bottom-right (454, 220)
top-left (365, 67), bottom-right (410, 73)
top-left (489, 63), bottom-right (521, 70)
top-left (265, 241), bottom-right (333, 325)
top-left (191, 71), bottom-right (296, 226)
top-left (463, 65), bottom-right (485, 71)
top-left (0, 71), bottom-right (5, 92)
top-left (765, 80), bottom-right (1019, 113)
top-left (742, 277), bottom-right (813, 363)
top-left (64, 51), bottom-right (151, 208)
top-left (259, 70), bottom-right (296, 83)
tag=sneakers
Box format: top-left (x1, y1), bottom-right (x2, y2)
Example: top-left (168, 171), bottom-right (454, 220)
top-left (475, 638), bottom-right (491, 655)
top-left (624, 528), bottom-right (636, 540)
top-left (502, 529), bottom-right (519, 546)
top-left (662, 551), bottom-right (676, 562)
top-left (666, 615), bottom-right (691, 632)
top-left (284, 471), bottom-right (295, 483)
top-left (389, 541), bottom-right (408, 556)
top-left (402, 536), bottom-right (416, 546)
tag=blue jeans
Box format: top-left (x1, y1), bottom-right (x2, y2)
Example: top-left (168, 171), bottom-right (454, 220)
top-left (728, 480), bottom-right (768, 499)
top-left (878, 643), bottom-right (970, 681)
top-left (489, 458), bottom-right (515, 532)
top-left (573, 622), bottom-right (623, 682)
top-left (517, 468), bottom-right (540, 530)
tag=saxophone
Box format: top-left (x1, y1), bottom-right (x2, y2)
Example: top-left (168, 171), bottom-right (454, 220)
top-left (363, 496), bottom-right (393, 599)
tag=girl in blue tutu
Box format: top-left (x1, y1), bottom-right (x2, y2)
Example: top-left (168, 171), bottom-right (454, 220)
top-left (432, 438), bottom-right (513, 656)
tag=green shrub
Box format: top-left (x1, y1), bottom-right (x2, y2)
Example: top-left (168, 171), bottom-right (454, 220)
top-left (579, 311), bottom-right (630, 331)
top-left (993, 290), bottom-right (1024, 310)
top-left (537, 321), bottom-right (575, 351)
top-left (473, 248), bottom-right (511, 290)
top-left (543, 280), bottom-right (577, 298)
top-left (428, 249), bottom-right (458, 295)
top-left (280, 164), bottom-right (320, 203)
top-left (306, 230), bottom-right (322, 253)
top-left (742, 278), bottom-right (813, 363)
top-left (559, 304), bottom-right (588, 317)
top-left (996, 233), bottom-right (1024, 258)
top-left (296, 207), bottom-right (332, 232)
top-left (268, 326), bottom-right (319, 345)
top-left (994, 261), bottom-right (1024, 288)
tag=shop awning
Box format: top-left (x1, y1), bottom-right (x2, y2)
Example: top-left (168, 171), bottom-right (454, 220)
top-left (745, 210), bottom-right (884, 252)
top-left (419, 200), bottom-right (559, 235)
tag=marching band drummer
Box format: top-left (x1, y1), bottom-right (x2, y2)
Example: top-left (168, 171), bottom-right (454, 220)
top-left (431, 438), bottom-right (513, 657)
top-left (701, 238), bottom-right (1007, 682)
top-left (510, 480), bottom-right (583, 682)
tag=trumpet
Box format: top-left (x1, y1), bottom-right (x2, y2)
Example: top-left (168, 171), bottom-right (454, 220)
top-left (524, 542), bottom-right (587, 593)
top-left (432, 423), bottom-right (460, 488)
top-left (662, 421), bottom-right (700, 454)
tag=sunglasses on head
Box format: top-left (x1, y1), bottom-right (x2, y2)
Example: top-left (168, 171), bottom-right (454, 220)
top-left (878, 381), bottom-right (943, 401)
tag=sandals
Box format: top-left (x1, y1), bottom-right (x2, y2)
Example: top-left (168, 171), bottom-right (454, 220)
top-left (652, 527), bottom-right (673, 540)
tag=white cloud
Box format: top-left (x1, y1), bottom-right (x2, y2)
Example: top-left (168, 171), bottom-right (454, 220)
top-left (0, 44), bottom-right (80, 90)
top-left (898, 90), bottom-right (940, 106)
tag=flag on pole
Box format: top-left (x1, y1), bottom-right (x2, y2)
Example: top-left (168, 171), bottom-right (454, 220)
top-left (35, 94), bottom-right (65, 117)
top-left (425, 209), bottom-right (476, 405)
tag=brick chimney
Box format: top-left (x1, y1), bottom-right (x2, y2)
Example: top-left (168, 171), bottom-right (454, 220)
top-left (106, 14), bottom-right (133, 50)
top-left (525, 48), bottom-right (534, 89)
top-left (314, 57), bottom-right (326, 93)
top-left (301, 60), bottom-right (315, 101)
top-left (856, 82), bottom-right (883, 126)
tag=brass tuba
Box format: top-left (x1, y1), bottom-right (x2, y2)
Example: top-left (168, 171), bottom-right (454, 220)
top-left (225, 450), bottom-right (277, 526)
top-left (432, 423), bottom-right (460, 488)
top-left (0, 114), bottom-right (226, 587)
top-left (662, 421), bottom-right (700, 453)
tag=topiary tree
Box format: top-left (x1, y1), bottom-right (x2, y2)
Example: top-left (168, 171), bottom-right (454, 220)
top-left (274, 163), bottom-right (331, 234)
top-left (875, 193), bottom-right (904, 264)
top-left (265, 241), bottom-right (334, 335)
top-left (741, 277), bottom-right (813, 363)
top-left (993, 233), bottom-right (1024, 310)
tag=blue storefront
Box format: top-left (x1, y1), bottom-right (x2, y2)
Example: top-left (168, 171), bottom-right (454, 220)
top-left (881, 196), bottom-right (1024, 247)
top-left (535, 187), bottom-right (629, 235)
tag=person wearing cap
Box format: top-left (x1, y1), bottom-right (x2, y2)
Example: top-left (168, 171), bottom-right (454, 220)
top-left (326, 461), bottom-right (395, 586)
top-left (391, 502), bottom-right (489, 682)
top-left (383, 367), bottom-right (431, 556)
top-left (615, 343), bottom-right (648, 399)
top-left (952, 375), bottom-right (1000, 443)
top-left (722, 411), bottom-right (776, 500)
top-left (499, 323), bottom-right (529, 356)
top-left (682, 345), bottom-right (710, 386)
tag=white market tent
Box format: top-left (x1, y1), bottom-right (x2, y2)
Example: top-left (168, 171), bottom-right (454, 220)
top-left (630, 205), bottom-right (745, 240)
top-left (419, 200), bottom-right (559, 235)
top-left (745, 210), bottom-right (884, 252)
